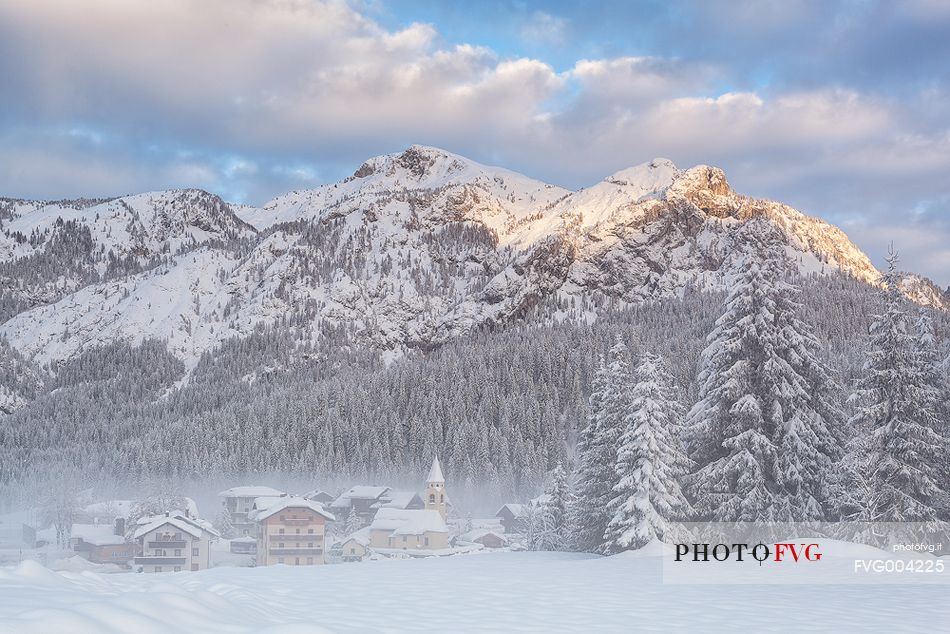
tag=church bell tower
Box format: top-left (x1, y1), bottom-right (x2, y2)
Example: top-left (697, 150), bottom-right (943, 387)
top-left (424, 456), bottom-right (448, 521)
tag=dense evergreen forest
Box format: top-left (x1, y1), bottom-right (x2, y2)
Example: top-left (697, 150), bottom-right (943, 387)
top-left (2, 268), bottom-right (945, 515)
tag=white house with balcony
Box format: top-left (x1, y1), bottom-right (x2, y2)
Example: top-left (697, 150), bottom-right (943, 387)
top-left (133, 514), bottom-right (218, 573)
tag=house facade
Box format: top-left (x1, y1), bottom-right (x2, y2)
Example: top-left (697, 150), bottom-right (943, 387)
top-left (133, 516), bottom-right (215, 573)
top-left (74, 539), bottom-right (138, 566)
top-left (71, 519), bottom-right (136, 566)
top-left (218, 485), bottom-right (285, 538)
top-left (252, 497), bottom-right (335, 566)
top-left (337, 527), bottom-right (371, 562)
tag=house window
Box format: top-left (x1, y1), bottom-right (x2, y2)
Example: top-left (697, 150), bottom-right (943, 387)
top-left (308, 529), bottom-right (314, 534)
top-left (402, 535), bottom-right (407, 542)
top-left (424, 537), bottom-right (429, 546)
top-left (278, 557), bottom-right (285, 564)
top-left (295, 557), bottom-right (300, 565)
top-left (155, 566), bottom-right (162, 572)
top-left (279, 528), bottom-right (285, 534)
top-left (308, 542), bottom-right (313, 548)
top-left (440, 494), bottom-right (444, 503)
top-left (191, 564), bottom-right (199, 571)
top-left (296, 528), bottom-right (301, 534)
top-left (307, 557), bottom-right (313, 565)
top-left (279, 542), bottom-right (285, 548)
top-left (192, 548), bottom-right (199, 557)
top-left (174, 566), bottom-right (181, 572)
top-left (350, 548), bottom-right (356, 554)
top-left (429, 494), bottom-right (435, 503)
top-left (174, 549), bottom-right (181, 556)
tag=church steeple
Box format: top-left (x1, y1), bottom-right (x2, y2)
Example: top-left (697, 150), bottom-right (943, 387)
top-left (424, 457), bottom-right (447, 520)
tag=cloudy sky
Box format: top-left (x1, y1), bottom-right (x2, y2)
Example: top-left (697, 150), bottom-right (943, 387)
top-left (1, 0), bottom-right (948, 285)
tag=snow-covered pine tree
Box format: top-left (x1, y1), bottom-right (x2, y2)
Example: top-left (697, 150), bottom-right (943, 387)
top-left (605, 352), bottom-right (693, 552)
top-left (344, 508), bottom-right (363, 535)
top-left (215, 506), bottom-right (236, 539)
top-left (569, 355), bottom-right (609, 553)
top-left (537, 464), bottom-right (569, 551)
top-left (686, 218), bottom-right (842, 523)
top-left (841, 250), bottom-right (948, 522)
top-left (570, 339), bottom-right (631, 553)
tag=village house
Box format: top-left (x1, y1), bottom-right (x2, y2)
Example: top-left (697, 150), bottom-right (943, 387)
top-left (251, 496), bottom-right (335, 566)
top-left (218, 485), bottom-right (285, 538)
top-left (495, 504), bottom-right (527, 534)
top-left (372, 491), bottom-right (424, 512)
top-left (71, 518), bottom-right (136, 567)
top-left (303, 490), bottom-right (335, 506)
top-left (133, 514), bottom-right (218, 573)
top-left (453, 528), bottom-right (509, 549)
top-left (329, 486), bottom-right (392, 524)
top-left (336, 526), bottom-right (371, 562)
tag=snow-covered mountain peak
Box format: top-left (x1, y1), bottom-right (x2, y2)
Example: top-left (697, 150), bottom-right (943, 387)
top-left (240, 146), bottom-right (570, 240)
top-left (604, 158), bottom-right (678, 192)
top-left (351, 145), bottom-right (477, 184)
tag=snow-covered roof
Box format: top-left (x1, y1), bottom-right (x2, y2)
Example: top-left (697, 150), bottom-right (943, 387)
top-left (218, 485), bottom-right (285, 498)
top-left (458, 528), bottom-right (508, 544)
top-left (370, 509), bottom-right (448, 536)
top-left (252, 495), bottom-right (285, 512)
top-left (427, 457), bottom-right (444, 483)
top-left (134, 516), bottom-right (204, 540)
top-left (134, 513), bottom-right (220, 540)
top-left (330, 486), bottom-right (391, 508)
top-left (375, 491), bottom-right (422, 510)
top-left (303, 489), bottom-right (334, 502)
top-left (338, 526), bottom-right (372, 547)
top-left (248, 496), bottom-right (335, 522)
top-left (496, 504), bottom-right (527, 518)
top-left (71, 524), bottom-right (127, 546)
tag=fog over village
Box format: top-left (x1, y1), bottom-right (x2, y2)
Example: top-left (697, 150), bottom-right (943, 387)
top-left (0, 1), bottom-right (949, 632)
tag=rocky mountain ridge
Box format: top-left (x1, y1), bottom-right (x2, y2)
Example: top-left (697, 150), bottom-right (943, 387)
top-left (0, 146), bottom-right (945, 381)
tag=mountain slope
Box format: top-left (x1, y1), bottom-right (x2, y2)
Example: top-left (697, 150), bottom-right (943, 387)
top-left (0, 146), bottom-right (942, 375)
top-left (0, 189), bottom-right (255, 323)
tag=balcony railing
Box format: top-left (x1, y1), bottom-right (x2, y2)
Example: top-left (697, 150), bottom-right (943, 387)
top-left (267, 534), bottom-right (323, 541)
top-left (134, 556), bottom-right (187, 565)
top-left (268, 548), bottom-right (323, 556)
top-left (147, 540), bottom-right (186, 548)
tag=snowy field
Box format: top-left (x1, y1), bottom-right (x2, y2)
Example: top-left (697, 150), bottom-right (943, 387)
top-left (0, 548), bottom-right (947, 633)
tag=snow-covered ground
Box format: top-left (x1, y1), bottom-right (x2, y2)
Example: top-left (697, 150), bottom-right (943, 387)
top-left (0, 548), bottom-right (946, 633)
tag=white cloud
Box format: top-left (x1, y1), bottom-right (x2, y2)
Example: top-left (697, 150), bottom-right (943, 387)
top-left (1, 0), bottom-right (949, 282)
